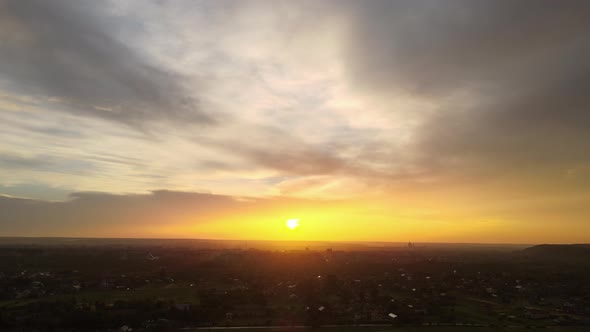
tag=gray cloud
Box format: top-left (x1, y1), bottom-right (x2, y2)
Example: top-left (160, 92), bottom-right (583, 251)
top-left (0, 184), bottom-right (72, 201)
top-left (0, 154), bottom-right (58, 169)
top-left (230, 142), bottom-right (346, 176)
top-left (0, 0), bottom-right (213, 126)
top-left (0, 153), bottom-right (95, 175)
top-left (337, 0), bottom-right (590, 186)
top-left (345, 0), bottom-right (590, 97)
top-left (0, 190), bottom-right (240, 235)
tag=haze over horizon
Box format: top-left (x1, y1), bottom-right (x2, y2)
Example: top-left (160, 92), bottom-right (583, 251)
top-left (1, 0), bottom-right (590, 243)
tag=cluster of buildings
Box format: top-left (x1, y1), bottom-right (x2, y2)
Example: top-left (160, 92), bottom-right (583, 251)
top-left (0, 246), bottom-right (588, 330)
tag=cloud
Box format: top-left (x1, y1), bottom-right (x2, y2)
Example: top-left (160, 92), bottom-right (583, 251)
top-left (0, 152), bottom-right (95, 175)
top-left (331, 0), bottom-right (590, 189)
top-left (0, 0), bottom-right (213, 126)
top-left (0, 184), bottom-right (72, 201)
top-left (344, 0), bottom-right (590, 97)
top-left (0, 190), bottom-right (241, 236)
top-left (0, 154), bottom-right (59, 170)
top-left (1, 0), bottom-right (590, 243)
top-left (215, 138), bottom-right (347, 176)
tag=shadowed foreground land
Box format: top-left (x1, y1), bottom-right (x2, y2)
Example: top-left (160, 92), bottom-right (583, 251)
top-left (0, 238), bottom-right (588, 331)
top-left (188, 327), bottom-right (590, 332)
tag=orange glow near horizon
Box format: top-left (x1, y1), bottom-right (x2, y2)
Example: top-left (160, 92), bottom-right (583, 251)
top-left (10, 190), bottom-right (590, 244)
top-left (126, 193), bottom-right (590, 244)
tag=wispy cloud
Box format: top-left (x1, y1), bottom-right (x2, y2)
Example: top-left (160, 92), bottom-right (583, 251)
top-left (0, 0), bottom-right (213, 126)
top-left (1, 0), bottom-right (590, 241)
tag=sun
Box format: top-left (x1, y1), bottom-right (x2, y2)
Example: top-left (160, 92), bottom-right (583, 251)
top-left (286, 218), bottom-right (300, 230)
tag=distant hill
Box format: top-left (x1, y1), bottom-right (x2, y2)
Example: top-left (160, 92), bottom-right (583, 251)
top-left (520, 244), bottom-right (590, 263)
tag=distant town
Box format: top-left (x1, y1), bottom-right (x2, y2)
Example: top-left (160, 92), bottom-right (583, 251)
top-left (0, 239), bottom-right (589, 331)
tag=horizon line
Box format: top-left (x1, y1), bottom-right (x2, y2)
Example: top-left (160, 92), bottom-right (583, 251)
top-left (0, 235), bottom-right (566, 246)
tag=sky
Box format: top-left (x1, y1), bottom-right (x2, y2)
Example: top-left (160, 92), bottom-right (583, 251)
top-left (1, 0), bottom-right (590, 243)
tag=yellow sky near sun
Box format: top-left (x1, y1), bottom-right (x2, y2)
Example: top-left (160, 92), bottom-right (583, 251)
top-left (125, 192), bottom-right (590, 244)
